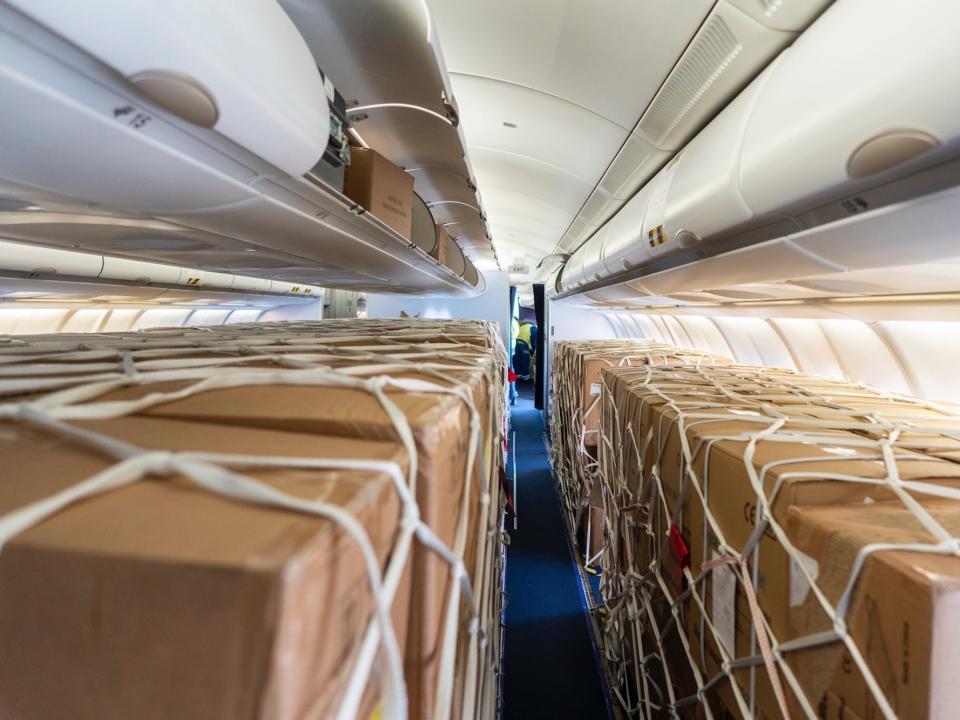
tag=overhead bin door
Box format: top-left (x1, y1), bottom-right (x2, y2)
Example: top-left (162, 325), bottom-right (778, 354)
top-left (410, 193), bottom-right (439, 254)
top-left (7, 0), bottom-right (329, 176)
top-left (445, 235), bottom-right (466, 276)
top-left (662, 66), bottom-right (776, 247)
top-left (739, 0), bottom-right (960, 218)
top-left (462, 258), bottom-right (480, 288)
top-left (600, 181), bottom-right (655, 276)
top-left (0, 239), bottom-right (102, 278)
top-left (100, 256), bottom-right (181, 285)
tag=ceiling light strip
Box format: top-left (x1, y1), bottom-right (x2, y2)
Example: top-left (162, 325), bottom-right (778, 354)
top-left (350, 103), bottom-right (453, 126)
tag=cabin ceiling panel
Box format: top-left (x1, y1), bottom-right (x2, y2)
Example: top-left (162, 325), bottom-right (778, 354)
top-left (482, 190), bottom-right (576, 260)
top-left (468, 148), bottom-right (592, 211)
top-left (426, 0), bottom-right (713, 266)
top-left (426, 0), bottom-right (713, 129)
top-left (449, 74), bottom-right (628, 181)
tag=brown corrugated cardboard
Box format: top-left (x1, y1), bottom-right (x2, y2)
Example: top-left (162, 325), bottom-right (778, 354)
top-left (344, 147), bottom-right (414, 239)
top-left (552, 342), bottom-right (730, 576)
top-left (0, 319), bottom-right (507, 720)
top-left (784, 499), bottom-right (960, 720)
top-left (597, 363), bottom-right (960, 719)
top-left (0, 416), bottom-right (406, 720)
top-left (431, 225), bottom-right (449, 265)
top-left (89, 369), bottom-right (492, 720)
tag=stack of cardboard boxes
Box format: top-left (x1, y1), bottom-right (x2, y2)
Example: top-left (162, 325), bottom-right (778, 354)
top-left (0, 319), bottom-right (507, 720)
top-left (596, 360), bottom-right (960, 719)
top-left (549, 340), bottom-right (728, 563)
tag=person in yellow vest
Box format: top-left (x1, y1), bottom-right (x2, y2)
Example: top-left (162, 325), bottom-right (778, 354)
top-left (516, 321), bottom-right (533, 350)
top-left (512, 321), bottom-right (537, 382)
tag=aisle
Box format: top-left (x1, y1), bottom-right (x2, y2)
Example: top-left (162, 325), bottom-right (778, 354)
top-left (501, 386), bottom-right (611, 719)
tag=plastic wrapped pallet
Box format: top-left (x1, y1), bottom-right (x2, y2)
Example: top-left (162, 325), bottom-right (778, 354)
top-left (0, 319), bottom-right (508, 720)
top-left (549, 340), bottom-right (729, 566)
top-left (596, 363), bottom-right (960, 720)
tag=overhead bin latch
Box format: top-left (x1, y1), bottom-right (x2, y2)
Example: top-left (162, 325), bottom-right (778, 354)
top-left (128, 70), bottom-right (219, 128)
top-left (443, 100), bottom-right (459, 127)
top-left (847, 129), bottom-right (940, 179)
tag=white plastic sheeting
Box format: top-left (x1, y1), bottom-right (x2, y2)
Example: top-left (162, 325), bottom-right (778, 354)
top-left (605, 312), bottom-right (960, 404)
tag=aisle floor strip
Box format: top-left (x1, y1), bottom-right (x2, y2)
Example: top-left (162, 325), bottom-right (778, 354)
top-left (501, 389), bottom-right (611, 719)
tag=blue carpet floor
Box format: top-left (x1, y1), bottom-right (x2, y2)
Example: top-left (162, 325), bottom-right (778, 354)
top-left (502, 385), bottom-right (611, 719)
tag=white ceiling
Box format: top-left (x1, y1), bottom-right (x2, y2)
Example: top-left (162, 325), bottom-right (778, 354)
top-left (426, 0), bottom-right (714, 274)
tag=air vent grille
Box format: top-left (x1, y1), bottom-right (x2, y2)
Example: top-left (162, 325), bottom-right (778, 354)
top-left (638, 14), bottom-right (742, 145)
top-left (580, 191), bottom-right (613, 225)
top-left (600, 144), bottom-right (655, 197)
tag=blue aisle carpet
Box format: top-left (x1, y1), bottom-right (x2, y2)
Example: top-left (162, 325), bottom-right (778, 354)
top-left (502, 385), bottom-right (611, 719)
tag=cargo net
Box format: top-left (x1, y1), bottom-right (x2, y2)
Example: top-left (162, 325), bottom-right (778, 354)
top-left (548, 340), bottom-right (729, 565)
top-left (0, 319), bottom-right (508, 720)
top-left (595, 361), bottom-right (960, 720)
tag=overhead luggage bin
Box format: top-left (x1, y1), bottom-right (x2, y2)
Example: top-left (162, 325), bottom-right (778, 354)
top-left (443, 232), bottom-right (467, 277)
top-left (99, 256), bottom-right (182, 286)
top-left (411, 193), bottom-right (439, 255)
top-left (554, 0), bottom-right (960, 302)
top-left (553, 0), bottom-right (833, 256)
top-left (559, 227), bottom-right (607, 291)
top-left (282, 0), bottom-right (498, 267)
top-left (463, 258), bottom-right (480, 288)
top-left (0, 239), bottom-right (102, 279)
top-left (738, 0), bottom-right (960, 218)
top-left (0, 237), bottom-right (318, 302)
top-left (228, 275), bottom-right (273, 294)
top-left (178, 269), bottom-right (234, 291)
top-left (0, 3), bottom-right (483, 297)
top-left (661, 65), bottom-right (778, 248)
top-left (0, 22), bottom-right (258, 216)
top-left (7, 0), bottom-right (329, 177)
top-left (599, 179), bottom-right (655, 276)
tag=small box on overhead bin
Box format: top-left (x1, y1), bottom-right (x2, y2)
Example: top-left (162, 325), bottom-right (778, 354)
top-left (431, 225), bottom-right (450, 265)
top-left (344, 147), bottom-right (414, 239)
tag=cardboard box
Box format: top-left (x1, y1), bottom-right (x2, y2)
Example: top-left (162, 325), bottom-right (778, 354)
top-left (0, 416), bottom-right (406, 720)
top-left (432, 226), bottom-right (468, 277)
top-left (628, 371), bottom-right (960, 633)
top-left (344, 147), bottom-right (414, 239)
top-left (92, 369), bottom-right (493, 720)
top-left (431, 225), bottom-right (450, 266)
top-left (598, 363), bottom-right (960, 719)
top-left (552, 341), bottom-right (729, 554)
top-left (0, 319), bottom-right (507, 720)
top-left (783, 499), bottom-right (960, 720)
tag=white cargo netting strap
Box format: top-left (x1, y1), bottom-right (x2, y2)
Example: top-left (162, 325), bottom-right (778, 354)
top-left (548, 340), bottom-right (728, 538)
top-left (595, 361), bottom-right (960, 720)
top-left (0, 321), bottom-right (508, 720)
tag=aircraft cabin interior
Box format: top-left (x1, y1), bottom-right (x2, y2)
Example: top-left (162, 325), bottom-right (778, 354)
top-left (0, 1), bottom-right (957, 719)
